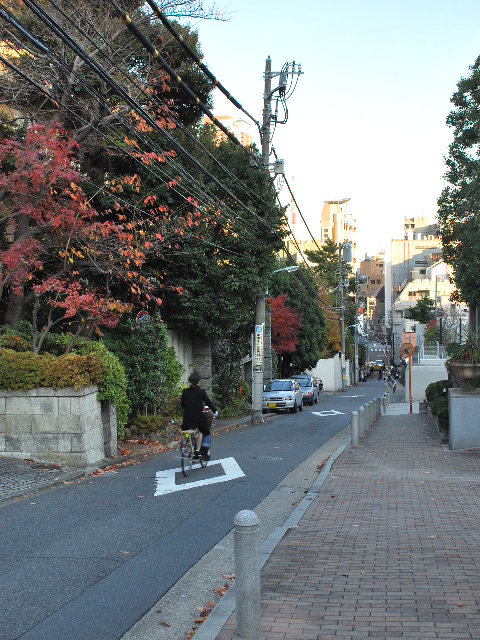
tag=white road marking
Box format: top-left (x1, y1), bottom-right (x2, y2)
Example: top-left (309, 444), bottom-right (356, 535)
top-left (154, 457), bottom-right (245, 496)
top-left (312, 409), bottom-right (345, 417)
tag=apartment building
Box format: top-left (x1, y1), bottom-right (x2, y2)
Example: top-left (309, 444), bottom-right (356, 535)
top-left (202, 115), bottom-right (253, 147)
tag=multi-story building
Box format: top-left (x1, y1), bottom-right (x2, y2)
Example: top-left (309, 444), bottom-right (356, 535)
top-left (320, 198), bottom-right (356, 249)
top-left (390, 216), bottom-right (442, 305)
top-left (390, 259), bottom-right (468, 364)
top-left (202, 115), bottom-right (253, 147)
top-left (358, 253), bottom-right (385, 337)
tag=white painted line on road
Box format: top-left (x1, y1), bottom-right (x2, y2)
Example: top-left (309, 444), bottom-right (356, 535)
top-left (312, 409), bottom-right (345, 417)
top-left (154, 457), bottom-right (245, 496)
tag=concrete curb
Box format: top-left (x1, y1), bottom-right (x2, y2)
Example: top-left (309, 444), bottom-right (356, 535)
top-left (191, 434), bottom-right (351, 640)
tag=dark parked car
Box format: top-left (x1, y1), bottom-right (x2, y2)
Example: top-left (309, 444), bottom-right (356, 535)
top-left (290, 375), bottom-right (319, 406)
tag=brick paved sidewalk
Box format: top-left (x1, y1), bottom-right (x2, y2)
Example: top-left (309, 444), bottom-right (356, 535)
top-left (215, 407), bottom-right (480, 640)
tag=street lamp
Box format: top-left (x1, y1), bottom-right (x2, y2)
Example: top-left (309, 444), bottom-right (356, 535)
top-left (251, 265), bottom-right (300, 424)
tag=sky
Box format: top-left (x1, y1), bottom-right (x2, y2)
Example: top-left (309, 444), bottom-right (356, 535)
top-left (178, 0), bottom-right (480, 260)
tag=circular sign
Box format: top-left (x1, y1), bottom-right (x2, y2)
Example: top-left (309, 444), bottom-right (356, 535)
top-left (400, 343), bottom-right (415, 359)
top-left (136, 311), bottom-right (150, 326)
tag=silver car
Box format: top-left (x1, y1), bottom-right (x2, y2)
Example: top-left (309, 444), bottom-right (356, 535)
top-left (262, 379), bottom-right (304, 413)
top-left (291, 375), bottom-right (319, 406)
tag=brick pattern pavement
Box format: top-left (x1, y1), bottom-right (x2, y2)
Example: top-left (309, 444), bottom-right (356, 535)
top-left (216, 411), bottom-right (480, 639)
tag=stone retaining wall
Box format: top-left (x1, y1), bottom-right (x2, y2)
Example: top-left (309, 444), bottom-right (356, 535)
top-left (0, 385), bottom-right (117, 467)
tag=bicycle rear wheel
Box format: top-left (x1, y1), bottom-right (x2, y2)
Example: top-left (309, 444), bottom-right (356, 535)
top-left (181, 436), bottom-right (193, 477)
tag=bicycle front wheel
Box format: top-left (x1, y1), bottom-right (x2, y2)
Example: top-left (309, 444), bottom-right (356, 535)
top-left (181, 437), bottom-right (193, 477)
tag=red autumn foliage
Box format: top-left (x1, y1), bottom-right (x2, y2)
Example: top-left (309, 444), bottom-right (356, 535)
top-left (268, 294), bottom-right (302, 356)
top-left (0, 122), bottom-right (203, 350)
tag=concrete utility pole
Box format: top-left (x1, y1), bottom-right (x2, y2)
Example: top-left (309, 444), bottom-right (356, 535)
top-left (338, 244), bottom-right (346, 392)
top-left (338, 242), bottom-right (352, 392)
top-left (251, 295), bottom-right (265, 425)
top-left (262, 55), bottom-right (272, 168)
top-left (251, 56), bottom-right (302, 423)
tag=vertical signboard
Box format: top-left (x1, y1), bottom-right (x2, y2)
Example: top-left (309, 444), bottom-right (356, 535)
top-left (254, 324), bottom-right (264, 372)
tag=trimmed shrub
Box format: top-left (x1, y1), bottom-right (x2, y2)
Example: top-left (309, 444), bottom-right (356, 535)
top-left (425, 379), bottom-right (451, 433)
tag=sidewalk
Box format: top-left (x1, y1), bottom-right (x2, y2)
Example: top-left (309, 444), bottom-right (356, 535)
top-left (198, 401), bottom-right (480, 640)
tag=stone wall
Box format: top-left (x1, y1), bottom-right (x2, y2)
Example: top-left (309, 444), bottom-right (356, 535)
top-left (0, 385), bottom-right (117, 467)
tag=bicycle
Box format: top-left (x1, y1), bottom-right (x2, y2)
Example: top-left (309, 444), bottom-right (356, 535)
top-left (179, 410), bottom-right (216, 477)
top-left (386, 375), bottom-right (397, 394)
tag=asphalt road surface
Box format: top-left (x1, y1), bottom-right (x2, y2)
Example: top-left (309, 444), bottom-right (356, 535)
top-left (0, 379), bottom-right (387, 640)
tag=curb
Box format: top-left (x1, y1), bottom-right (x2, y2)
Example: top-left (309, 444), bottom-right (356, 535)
top-left (191, 433), bottom-right (351, 640)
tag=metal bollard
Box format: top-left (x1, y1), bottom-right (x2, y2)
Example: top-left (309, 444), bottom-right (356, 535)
top-left (359, 405), bottom-right (366, 438)
top-left (351, 411), bottom-right (359, 447)
top-left (373, 398), bottom-right (377, 422)
top-left (376, 397), bottom-right (381, 420)
top-left (234, 510), bottom-right (262, 640)
top-left (369, 401), bottom-right (374, 428)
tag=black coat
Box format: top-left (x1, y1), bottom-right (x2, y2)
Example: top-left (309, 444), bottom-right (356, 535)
top-left (181, 385), bottom-right (217, 429)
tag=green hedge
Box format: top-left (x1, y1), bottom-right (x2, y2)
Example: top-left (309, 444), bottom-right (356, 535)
top-left (0, 344), bottom-right (129, 437)
top-left (425, 379), bottom-right (451, 432)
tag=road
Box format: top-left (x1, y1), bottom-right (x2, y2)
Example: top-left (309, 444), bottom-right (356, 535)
top-left (0, 379), bottom-right (387, 640)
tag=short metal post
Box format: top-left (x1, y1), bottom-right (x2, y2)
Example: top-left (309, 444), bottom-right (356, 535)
top-left (234, 510), bottom-right (262, 640)
top-left (369, 401), bottom-right (374, 428)
top-left (375, 397), bottom-right (380, 420)
top-left (351, 411), bottom-right (359, 446)
top-left (359, 405), bottom-right (366, 437)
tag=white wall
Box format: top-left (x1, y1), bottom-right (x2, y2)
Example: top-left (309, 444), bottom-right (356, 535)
top-left (308, 353), bottom-right (344, 392)
top-left (404, 364), bottom-right (448, 402)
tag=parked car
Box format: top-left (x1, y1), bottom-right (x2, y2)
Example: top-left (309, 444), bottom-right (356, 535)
top-left (262, 379), bottom-right (303, 414)
top-left (290, 375), bottom-right (319, 406)
top-left (313, 377), bottom-right (323, 391)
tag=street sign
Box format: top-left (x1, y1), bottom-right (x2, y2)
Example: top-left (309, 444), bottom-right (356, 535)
top-left (254, 324), bottom-right (264, 372)
top-left (400, 343), bottom-right (414, 359)
top-left (136, 311), bottom-right (150, 326)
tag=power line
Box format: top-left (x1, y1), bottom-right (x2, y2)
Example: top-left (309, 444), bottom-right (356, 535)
top-left (7, 0), bottom-right (277, 237)
top-left (143, 0), bottom-right (262, 134)
top-left (2, 1), bottom-right (331, 311)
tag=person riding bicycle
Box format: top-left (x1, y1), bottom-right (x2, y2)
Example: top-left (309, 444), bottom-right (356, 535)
top-left (181, 370), bottom-right (218, 460)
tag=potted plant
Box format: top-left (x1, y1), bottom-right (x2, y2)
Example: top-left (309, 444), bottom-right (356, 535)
top-left (447, 332), bottom-right (480, 391)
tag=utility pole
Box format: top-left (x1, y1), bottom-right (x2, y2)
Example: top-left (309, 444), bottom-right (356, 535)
top-left (262, 56), bottom-right (272, 168)
top-left (251, 57), bottom-right (302, 422)
top-left (338, 243), bottom-right (346, 392)
top-left (338, 242), bottom-right (352, 392)
top-left (251, 295), bottom-right (265, 425)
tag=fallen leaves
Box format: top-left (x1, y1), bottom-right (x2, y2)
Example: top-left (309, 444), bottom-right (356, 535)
top-left (184, 575), bottom-right (235, 639)
top-left (316, 457), bottom-right (330, 472)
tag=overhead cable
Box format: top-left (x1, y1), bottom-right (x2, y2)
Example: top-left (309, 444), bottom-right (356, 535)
top-left (143, 0), bottom-right (262, 135)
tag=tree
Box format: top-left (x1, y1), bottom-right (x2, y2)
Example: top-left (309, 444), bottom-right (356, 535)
top-left (0, 122), bottom-right (200, 348)
top-left (437, 55), bottom-right (480, 308)
top-left (408, 296), bottom-right (435, 324)
top-left (268, 294), bottom-right (302, 376)
top-left (269, 265), bottom-right (326, 374)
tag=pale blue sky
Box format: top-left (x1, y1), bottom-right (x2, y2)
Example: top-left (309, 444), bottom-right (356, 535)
top-left (182, 0), bottom-right (480, 257)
